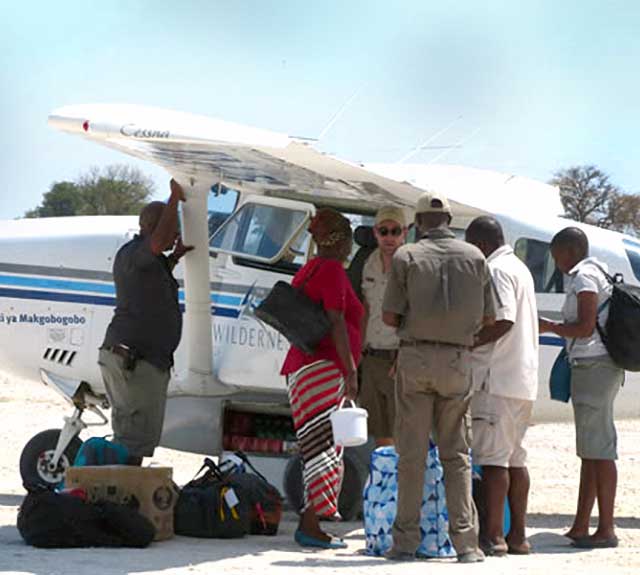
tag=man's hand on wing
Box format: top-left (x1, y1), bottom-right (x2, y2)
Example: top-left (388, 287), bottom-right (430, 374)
top-left (169, 178), bottom-right (187, 202)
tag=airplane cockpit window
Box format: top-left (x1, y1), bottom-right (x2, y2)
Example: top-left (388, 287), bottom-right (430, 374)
top-left (623, 238), bottom-right (640, 282)
top-left (208, 184), bottom-right (239, 239)
top-left (514, 238), bottom-right (564, 293)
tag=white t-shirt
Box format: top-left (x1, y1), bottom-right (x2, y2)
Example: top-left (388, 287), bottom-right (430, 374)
top-left (562, 257), bottom-right (612, 359)
top-left (472, 245), bottom-right (539, 401)
top-left (362, 248), bottom-right (400, 350)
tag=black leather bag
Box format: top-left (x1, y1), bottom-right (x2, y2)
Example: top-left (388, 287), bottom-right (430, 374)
top-left (174, 458), bottom-right (250, 539)
top-left (255, 262), bottom-right (331, 354)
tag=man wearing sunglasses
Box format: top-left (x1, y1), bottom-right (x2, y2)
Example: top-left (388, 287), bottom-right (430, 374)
top-left (359, 206), bottom-right (408, 447)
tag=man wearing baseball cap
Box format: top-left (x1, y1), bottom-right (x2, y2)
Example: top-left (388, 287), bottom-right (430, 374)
top-left (359, 206), bottom-right (408, 446)
top-left (382, 190), bottom-right (496, 563)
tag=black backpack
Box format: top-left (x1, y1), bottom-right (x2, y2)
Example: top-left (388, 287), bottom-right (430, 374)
top-left (17, 487), bottom-right (155, 548)
top-left (595, 264), bottom-right (640, 371)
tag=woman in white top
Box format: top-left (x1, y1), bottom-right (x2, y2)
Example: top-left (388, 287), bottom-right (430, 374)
top-left (540, 227), bottom-right (623, 549)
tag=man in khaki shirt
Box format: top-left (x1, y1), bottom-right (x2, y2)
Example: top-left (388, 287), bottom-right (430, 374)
top-left (360, 206), bottom-right (408, 446)
top-left (382, 191), bottom-right (496, 563)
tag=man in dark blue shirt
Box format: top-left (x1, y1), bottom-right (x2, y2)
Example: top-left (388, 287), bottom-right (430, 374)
top-left (99, 179), bottom-right (192, 464)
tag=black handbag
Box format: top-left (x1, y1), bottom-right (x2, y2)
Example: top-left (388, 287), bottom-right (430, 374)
top-left (174, 458), bottom-right (250, 539)
top-left (255, 261), bottom-right (331, 354)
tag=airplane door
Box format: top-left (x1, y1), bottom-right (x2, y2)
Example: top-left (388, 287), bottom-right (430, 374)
top-left (208, 195), bottom-right (315, 392)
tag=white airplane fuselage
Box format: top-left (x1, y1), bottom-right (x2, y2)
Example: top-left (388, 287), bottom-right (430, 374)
top-left (2, 197), bottom-right (640, 460)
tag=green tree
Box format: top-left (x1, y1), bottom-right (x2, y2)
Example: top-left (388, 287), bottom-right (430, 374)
top-left (550, 165), bottom-right (640, 236)
top-left (26, 165), bottom-right (154, 218)
top-left (24, 182), bottom-right (82, 218)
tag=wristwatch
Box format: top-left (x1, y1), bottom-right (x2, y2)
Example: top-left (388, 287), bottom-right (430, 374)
top-left (167, 253), bottom-right (179, 268)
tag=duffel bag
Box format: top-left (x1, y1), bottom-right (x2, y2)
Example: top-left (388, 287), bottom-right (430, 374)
top-left (226, 451), bottom-right (283, 535)
top-left (17, 486), bottom-right (155, 548)
top-left (174, 458), bottom-right (250, 538)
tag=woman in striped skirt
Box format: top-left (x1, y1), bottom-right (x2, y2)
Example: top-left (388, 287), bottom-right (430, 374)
top-left (281, 208), bottom-right (364, 549)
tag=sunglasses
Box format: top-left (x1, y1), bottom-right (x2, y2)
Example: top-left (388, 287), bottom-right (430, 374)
top-left (377, 226), bottom-right (403, 237)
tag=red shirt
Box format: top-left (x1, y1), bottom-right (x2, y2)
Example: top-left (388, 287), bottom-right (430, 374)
top-left (280, 257), bottom-right (364, 376)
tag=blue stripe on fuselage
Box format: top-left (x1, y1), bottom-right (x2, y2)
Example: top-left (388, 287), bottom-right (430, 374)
top-left (540, 335), bottom-right (564, 347)
top-left (0, 287), bottom-right (240, 318)
top-left (0, 284), bottom-right (562, 341)
top-left (0, 274), bottom-right (243, 306)
top-left (0, 273), bottom-right (115, 294)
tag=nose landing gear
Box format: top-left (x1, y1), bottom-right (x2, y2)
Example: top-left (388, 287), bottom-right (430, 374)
top-left (19, 382), bottom-right (110, 488)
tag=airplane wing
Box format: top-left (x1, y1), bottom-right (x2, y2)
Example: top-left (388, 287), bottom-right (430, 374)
top-left (48, 104), bottom-right (484, 220)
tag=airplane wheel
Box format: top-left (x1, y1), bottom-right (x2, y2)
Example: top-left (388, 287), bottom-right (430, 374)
top-left (19, 429), bottom-right (83, 489)
top-left (283, 450), bottom-right (367, 521)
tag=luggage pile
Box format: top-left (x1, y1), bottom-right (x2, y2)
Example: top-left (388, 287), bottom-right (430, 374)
top-left (17, 436), bottom-right (282, 548)
top-left (363, 444), bottom-right (455, 558)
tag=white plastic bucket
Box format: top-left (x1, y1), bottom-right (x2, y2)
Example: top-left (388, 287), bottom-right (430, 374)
top-left (330, 398), bottom-right (368, 447)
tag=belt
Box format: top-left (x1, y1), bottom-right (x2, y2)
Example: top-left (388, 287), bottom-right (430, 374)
top-left (102, 344), bottom-right (132, 360)
top-left (400, 340), bottom-right (469, 350)
top-left (365, 347), bottom-right (398, 360)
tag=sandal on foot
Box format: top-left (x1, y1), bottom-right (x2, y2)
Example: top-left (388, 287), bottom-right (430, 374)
top-left (294, 529), bottom-right (347, 549)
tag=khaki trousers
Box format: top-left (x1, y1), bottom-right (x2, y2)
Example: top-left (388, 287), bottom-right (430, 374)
top-left (392, 343), bottom-right (479, 555)
top-left (99, 348), bottom-right (170, 458)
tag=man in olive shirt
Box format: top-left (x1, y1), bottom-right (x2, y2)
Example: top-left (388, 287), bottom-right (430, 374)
top-left (382, 191), bottom-right (496, 563)
top-left (99, 178), bottom-right (192, 464)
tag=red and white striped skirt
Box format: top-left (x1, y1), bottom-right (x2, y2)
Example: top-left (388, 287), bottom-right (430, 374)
top-left (287, 360), bottom-right (345, 518)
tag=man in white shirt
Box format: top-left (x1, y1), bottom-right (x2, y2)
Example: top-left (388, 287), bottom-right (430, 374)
top-left (466, 216), bottom-right (539, 557)
top-left (360, 206), bottom-right (408, 446)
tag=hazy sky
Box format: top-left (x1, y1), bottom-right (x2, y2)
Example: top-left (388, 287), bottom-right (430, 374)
top-left (1, 1), bottom-right (639, 219)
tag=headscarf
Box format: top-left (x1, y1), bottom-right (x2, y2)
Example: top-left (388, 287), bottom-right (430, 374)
top-left (308, 208), bottom-right (352, 247)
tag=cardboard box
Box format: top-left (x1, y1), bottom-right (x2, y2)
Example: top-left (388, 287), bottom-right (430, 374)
top-left (65, 466), bottom-right (176, 541)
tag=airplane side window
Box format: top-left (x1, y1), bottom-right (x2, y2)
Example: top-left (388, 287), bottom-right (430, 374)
top-left (210, 202), bottom-right (308, 261)
top-left (208, 185), bottom-right (239, 239)
top-left (623, 238), bottom-right (640, 282)
top-left (514, 238), bottom-right (564, 293)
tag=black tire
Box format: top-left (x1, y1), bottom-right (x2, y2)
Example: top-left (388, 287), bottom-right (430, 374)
top-left (283, 450), bottom-right (368, 521)
top-left (19, 429), bottom-right (83, 489)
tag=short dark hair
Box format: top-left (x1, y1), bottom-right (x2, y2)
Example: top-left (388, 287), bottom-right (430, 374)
top-left (139, 201), bottom-right (165, 233)
top-left (550, 226), bottom-right (589, 257)
top-left (416, 211), bottom-right (451, 231)
top-left (466, 216), bottom-right (505, 248)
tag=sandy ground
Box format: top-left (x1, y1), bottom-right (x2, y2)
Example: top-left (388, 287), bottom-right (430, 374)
top-left (1, 374), bottom-right (640, 575)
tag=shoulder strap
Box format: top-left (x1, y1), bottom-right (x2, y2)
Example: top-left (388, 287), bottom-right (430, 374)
top-left (298, 259), bottom-right (325, 291)
top-left (188, 457), bottom-right (225, 485)
top-left (588, 261), bottom-right (616, 285)
top-left (233, 450), bottom-right (270, 483)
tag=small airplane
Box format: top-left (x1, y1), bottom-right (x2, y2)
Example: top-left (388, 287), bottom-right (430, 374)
top-left (2, 104), bottom-right (639, 518)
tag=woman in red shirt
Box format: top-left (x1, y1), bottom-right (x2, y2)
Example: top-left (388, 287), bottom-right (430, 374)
top-left (281, 208), bottom-right (364, 549)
